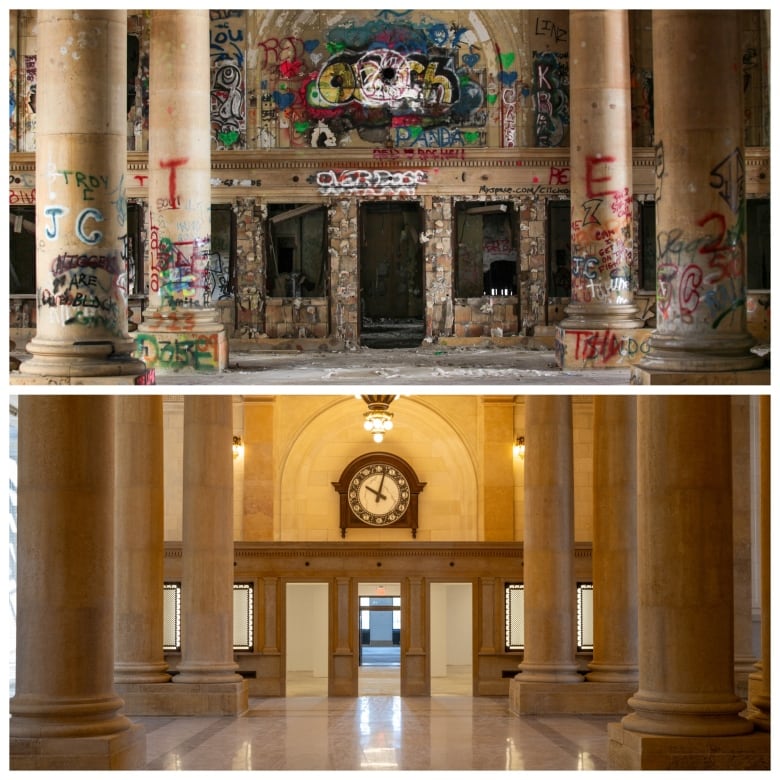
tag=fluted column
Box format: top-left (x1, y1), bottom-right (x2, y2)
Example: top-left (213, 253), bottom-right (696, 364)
top-left (561, 10), bottom-right (642, 331)
top-left (174, 396), bottom-right (242, 684)
top-left (136, 10), bottom-right (227, 373)
top-left (586, 396), bottom-right (638, 684)
top-left (20, 11), bottom-right (146, 381)
top-left (114, 396), bottom-right (170, 693)
top-left (516, 396), bottom-right (581, 684)
top-left (640, 11), bottom-right (762, 373)
top-left (10, 397), bottom-right (145, 769)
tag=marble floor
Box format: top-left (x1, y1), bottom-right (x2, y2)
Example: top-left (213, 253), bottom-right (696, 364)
top-left (133, 666), bottom-right (614, 772)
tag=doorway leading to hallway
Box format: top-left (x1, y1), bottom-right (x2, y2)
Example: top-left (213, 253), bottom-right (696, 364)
top-left (430, 582), bottom-right (473, 695)
top-left (359, 202), bottom-right (424, 348)
top-left (286, 582), bottom-right (328, 696)
top-left (358, 583), bottom-right (400, 695)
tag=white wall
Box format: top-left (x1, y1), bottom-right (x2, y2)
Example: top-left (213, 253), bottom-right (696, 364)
top-left (286, 582), bottom-right (328, 677)
top-left (430, 582), bottom-right (472, 676)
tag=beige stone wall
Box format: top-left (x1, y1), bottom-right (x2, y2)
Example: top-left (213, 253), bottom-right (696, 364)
top-left (163, 395), bottom-right (597, 544)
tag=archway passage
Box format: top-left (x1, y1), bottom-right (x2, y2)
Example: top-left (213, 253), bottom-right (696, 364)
top-left (358, 584), bottom-right (401, 695)
top-left (359, 202), bottom-right (424, 348)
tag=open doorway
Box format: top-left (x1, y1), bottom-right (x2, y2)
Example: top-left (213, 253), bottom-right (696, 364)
top-left (359, 202), bottom-right (424, 348)
top-left (285, 582), bottom-right (328, 696)
top-left (430, 582), bottom-right (473, 695)
top-left (358, 583), bottom-right (400, 695)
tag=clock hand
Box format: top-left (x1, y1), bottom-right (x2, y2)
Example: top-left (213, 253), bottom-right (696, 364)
top-left (365, 484), bottom-right (388, 501)
top-left (375, 472), bottom-right (386, 502)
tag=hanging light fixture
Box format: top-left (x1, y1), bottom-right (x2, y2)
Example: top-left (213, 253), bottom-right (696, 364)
top-left (360, 394), bottom-right (397, 443)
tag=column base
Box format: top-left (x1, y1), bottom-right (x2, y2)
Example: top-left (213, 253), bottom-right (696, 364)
top-left (509, 679), bottom-right (635, 715)
top-left (555, 326), bottom-right (652, 369)
top-left (16, 338), bottom-right (150, 384)
top-left (116, 680), bottom-right (248, 716)
top-left (136, 309), bottom-right (228, 372)
top-left (10, 722), bottom-right (146, 770)
top-left (638, 331), bottom-right (765, 374)
top-left (631, 366), bottom-right (770, 385)
top-left (607, 721), bottom-right (770, 770)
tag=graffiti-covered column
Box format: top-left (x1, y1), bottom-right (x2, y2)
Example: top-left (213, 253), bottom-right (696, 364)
top-left (608, 396), bottom-right (769, 770)
top-left (637, 11), bottom-right (762, 376)
top-left (510, 396), bottom-right (582, 715)
top-left (136, 10), bottom-right (227, 373)
top-left (19, 11), bottom-right (147, 383)
top-left (113, 396), bottom-right (171, 713)
top-left (10, 397), bottom-right (146, 769)
top-left (556, 10), bottom-right (645, 370)
top-left (172, 397), bottom-right (248, 714)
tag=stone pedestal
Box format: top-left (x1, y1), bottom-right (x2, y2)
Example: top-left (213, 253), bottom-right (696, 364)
top-left (556, 326), bottom-right (651, 369)
top-left (630, 366), bottom-right (770, 385)
top-left (608, 723), bottom-right (770, 771)
top-left (510, 681), bottom-right (636, 716)
top-left (116, 681), bottom-right (248, 717)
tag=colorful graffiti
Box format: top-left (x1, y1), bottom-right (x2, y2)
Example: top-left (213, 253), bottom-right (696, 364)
top-left (260, 11), bottom-right (487, 148)
top-left (210, 10), bottom-right (246, 150)
top-left (135, 331), bottom-right (221, 370)
top-left (532, 50), bottom-right (569, 147)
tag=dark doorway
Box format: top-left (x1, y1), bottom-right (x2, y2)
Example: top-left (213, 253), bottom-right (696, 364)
top-left (359, 202), bottom-right (424, 348)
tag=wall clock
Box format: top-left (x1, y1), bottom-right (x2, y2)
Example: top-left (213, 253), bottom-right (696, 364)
top-left (333, 452), bottom-right (426, 537)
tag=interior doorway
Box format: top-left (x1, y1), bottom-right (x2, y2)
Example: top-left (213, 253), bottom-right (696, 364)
top-left (358, 583), bottom-right (400, 695)
top-left (430, 582), bottom-right (473, 696)
top-left (285, 582), bottom-right (328, 696)
top-left (359, 202), bottom-right (424, 348)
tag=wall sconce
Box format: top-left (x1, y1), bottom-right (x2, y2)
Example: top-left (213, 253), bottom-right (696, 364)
top-left (232, 435), bottom-right (244, 460)
top-left (513, 436), bottom-right (525, 458)
top-left (360, 394), bottom-right (397, 443)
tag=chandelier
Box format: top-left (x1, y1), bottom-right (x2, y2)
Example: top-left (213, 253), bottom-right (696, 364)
top-left (360, 394), bottom-right (397, 443)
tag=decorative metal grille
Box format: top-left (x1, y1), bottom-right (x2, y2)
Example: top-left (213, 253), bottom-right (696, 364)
top-left (163, 582), bottom-right (181, 651)
top-left (504, 583), bottom-right (524, 651)
top-left (577, 582), bottom-right (594, 651)
top-left (233, 582), bottom-right (254, 652)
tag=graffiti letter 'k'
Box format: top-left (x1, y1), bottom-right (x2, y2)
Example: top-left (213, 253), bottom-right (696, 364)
top-left (160, 157), bottom-right (189, 208)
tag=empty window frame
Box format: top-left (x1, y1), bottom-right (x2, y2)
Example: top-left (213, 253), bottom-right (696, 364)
top-left (266, 203), bottom-right (327, 297)
top-left (455, 201), bottom-right (517, 297)
top-left (163, 582), bottom-right (181, 651)
top-left (207, 203), bottom-right (236, 304)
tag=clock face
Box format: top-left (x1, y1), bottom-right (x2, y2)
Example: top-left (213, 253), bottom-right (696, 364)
top-left (348, 463), bottom-right (410, 526)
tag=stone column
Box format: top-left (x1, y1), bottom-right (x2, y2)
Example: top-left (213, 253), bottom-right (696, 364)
top-left (608, 396), bottom-right (768, 770)
top-left (748, 395), bottom-right (770, 730)
top-left (113, 396), bottom-right (171, 712)
top-left (556, 10), bottom-right (645, 370)
top-left (510, 396), bottom-right (581, 715)
top-left (136, 10), bottom-right (227, 373)
top-left (730, 397), bottom-right (758, 699)
top-left (172, 396), bottom-right (247, 714)
top-left (10, 397), bottom-right (145, 770)
top-left (585, 397), bottom-right (638, 697)
top-left (638, 11), bottom-right (762, 376)
top-left (20, 11), bottom-right (147, 383)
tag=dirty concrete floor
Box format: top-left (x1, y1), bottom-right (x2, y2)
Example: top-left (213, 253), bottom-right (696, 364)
top-left (152, 343), bottom-right (633, 387)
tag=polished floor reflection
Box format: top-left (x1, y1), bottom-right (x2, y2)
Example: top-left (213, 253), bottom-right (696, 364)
top-left (134, 667), bottom-right (612, 771)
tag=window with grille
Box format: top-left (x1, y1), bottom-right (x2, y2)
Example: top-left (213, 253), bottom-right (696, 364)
top-left (163, 582), bottom-right (181, 651)
top-left (163, 582), bottom-right (254, 652)
top-left (233, 582), bottom-right (254, 652)
top-left (504, 583), bottom-right (524, 651)
top-left (577, 582), bottom-right (594, 652)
